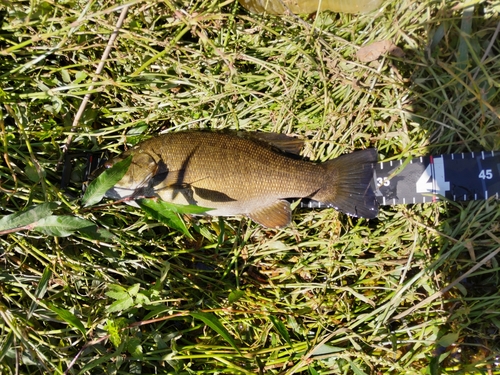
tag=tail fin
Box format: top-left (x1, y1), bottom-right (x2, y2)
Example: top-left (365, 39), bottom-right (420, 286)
top-left (318, 149), bottom-right (378, 219)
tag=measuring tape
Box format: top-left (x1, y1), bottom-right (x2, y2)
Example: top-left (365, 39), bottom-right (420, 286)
top-left (373, 151), bottom-right (500, 206)
top-left (299, 150), bottom-right (500, 210)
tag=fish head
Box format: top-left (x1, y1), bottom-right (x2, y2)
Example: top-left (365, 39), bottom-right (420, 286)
top-left (91, 148), bottom-right (160, 199)
top-left (110, 149), bottom-right (158, 189)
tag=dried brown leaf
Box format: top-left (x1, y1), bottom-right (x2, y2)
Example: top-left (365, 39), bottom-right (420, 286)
top-left (356, 40), bottom-right (404, 62)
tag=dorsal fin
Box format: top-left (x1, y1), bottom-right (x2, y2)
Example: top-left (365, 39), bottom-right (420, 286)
top-left (238, 131), bottom-right (305, 155)
top-left (247, 200), bottom-right (292, 228)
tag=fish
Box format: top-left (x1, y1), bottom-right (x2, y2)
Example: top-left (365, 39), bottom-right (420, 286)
top-left (101, 130), bottom-right (379, 228)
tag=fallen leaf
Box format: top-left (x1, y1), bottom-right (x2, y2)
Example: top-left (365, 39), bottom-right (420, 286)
top-left (356, 40), bottom-right (404, 62)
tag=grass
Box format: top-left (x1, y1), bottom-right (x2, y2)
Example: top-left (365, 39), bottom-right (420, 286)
top-left (1, 0), bottom-right (500, 374)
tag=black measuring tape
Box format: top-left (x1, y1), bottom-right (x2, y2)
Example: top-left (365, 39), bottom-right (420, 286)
top-left (373, 151), bottom-right (500, 206)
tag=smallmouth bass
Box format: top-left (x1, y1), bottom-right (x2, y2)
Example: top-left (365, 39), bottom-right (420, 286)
top-left (101, 131), bottom-right (378, 228)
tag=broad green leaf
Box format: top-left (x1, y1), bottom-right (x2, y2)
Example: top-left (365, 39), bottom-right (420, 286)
top-left (105, 284), bottom-right (136, 313)
top-left (0, 202), bottom-right (56, 232)
top-left (129, 361), bottom-right (142, 374)
top-left (60, 69), bottom-right (71, 83)
top-left (106, 290), bottom-right (129, 300)
top-left (107, 295), bottom-right (134, 313)
top-left (127, 337), bottom-right (143, 358)
top-left (107, 284), bottom-right (127, 293)
top-left (138, 198), bottom-right (212, 215)
top-left (26, 164), bottom-right (44, 182)
top-left (34, 215), bottom-right (96, 237)
top-left (135, 293), bottom-right (151, 306)
top-left (269, 316), bottom-right (292, 347)
top-left (137, 199), bottom-right (193, 239)
top-left (190, 312), bottom-right (240, 354)
top-left (82, 155), bottom-right (133, 207)
top-left (104, 318), bottom-right (129, 347)
top-left (437, 332), bottom-right (459, 347)
top-left (79, 225), bottom-right (115, 241)
top-left (47, 304), bottom-right (86, 337)
top-left (228, 290), bottom-right (245, 304)
top-left (128, 283), bottom-right (141, 297)
top-left (73, 71), bottom-right (88, 84)
top-left (106, 285), bottom-right (130, 301)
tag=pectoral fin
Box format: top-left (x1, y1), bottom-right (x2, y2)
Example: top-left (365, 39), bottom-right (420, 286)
top-left (156, 185), bottom-right (197, 206)
top-left (247, 200), bottom-right (292, 228)
top-left (151, 170), bottom-right (187, 189)
top-left (193, 186), bottom-right (236, 203)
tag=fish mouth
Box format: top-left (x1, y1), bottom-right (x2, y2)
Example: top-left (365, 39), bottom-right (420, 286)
top-left (87, 164), bottom-right (107, 183)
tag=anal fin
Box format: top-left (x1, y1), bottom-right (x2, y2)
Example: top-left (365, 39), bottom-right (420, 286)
top-left (247, 200), bottom-right (292, 228)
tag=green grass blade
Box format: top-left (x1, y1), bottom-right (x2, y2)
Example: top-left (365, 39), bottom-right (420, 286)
top-left (47, 304), bottom-right (87, 337)
top-left (269, 315), bottom-right (293, 347)
top-left (28, 267), bottom-right (52, 319)
top-left (0, 331), bottom-right (14, 363)
top-left (78, 353), bottom-right (118, 373)
top-left (349, 360), bottom-right (368, 375)
top-left (457, 4), bottom-right (474, 72)
top-left (190, 312), bottom-right (241, 354)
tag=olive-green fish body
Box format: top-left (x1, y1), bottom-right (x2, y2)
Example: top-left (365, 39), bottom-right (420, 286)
top-left (104, 131), bottom-right (378, 228)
